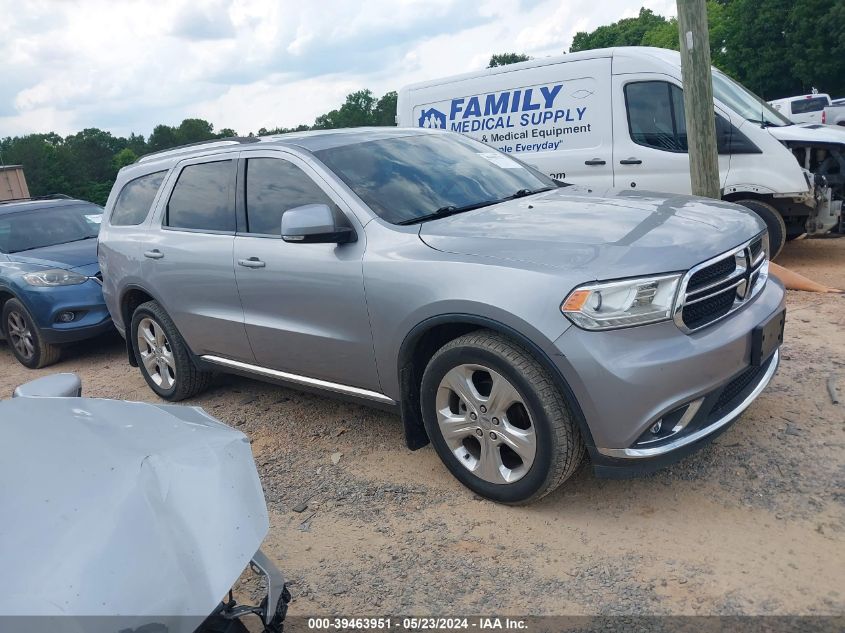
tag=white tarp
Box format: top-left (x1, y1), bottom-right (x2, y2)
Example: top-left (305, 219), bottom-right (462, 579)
top-left (0, 397), bottom-right (269, 633)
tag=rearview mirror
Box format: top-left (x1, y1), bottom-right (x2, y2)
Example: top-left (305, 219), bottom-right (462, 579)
top-left (281, 204), bottom-right (356, 244)
top-left (13, 373), bottom-right (82, 398)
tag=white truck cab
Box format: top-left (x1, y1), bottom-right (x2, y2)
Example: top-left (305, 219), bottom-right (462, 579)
top-left (398, 47), bottom-right (843, 256)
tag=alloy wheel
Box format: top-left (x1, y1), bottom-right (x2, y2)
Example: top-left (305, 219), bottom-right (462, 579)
top-left (137, 317), bottom-right (176, 390)
top-left (435, 363), bottom-right (537, 484)
top-left (7, 311), bottom-right (35, 361)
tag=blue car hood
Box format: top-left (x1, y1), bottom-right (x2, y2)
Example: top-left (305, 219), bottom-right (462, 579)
top-left (6, 238), bottom-right (99, 273)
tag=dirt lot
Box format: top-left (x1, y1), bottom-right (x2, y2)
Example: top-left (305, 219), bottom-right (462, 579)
top-left (1, 238), bottom-right (843, 619)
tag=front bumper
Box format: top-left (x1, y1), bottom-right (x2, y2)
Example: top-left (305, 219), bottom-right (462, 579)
top-left (18, 279), bottom-right (113, 344)
top-left (552, 277), bottom-right (785, 473)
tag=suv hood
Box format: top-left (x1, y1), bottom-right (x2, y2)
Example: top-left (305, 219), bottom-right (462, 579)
top-left (768, 123), bottom-right (845, 144)
top-left (5, 237), bottom-right (99, 272)
top-left (418, 187), bottom-right (765, 278)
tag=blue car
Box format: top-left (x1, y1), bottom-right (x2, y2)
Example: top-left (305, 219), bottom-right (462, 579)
top-left (0, 196), bottom-right (113, 368)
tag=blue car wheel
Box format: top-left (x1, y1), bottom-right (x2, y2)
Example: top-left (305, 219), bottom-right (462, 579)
top-left (3, 299), bottom-right (61, 369)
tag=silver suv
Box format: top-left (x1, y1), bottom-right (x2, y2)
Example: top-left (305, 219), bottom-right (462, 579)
top-left (98, 128), bottom-right (785, 504)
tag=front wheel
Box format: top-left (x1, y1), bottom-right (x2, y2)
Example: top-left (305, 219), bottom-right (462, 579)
top-left (2, 299), bottom-right (61, 369)
top-left (420, 330), bottom-right (584, 504)
top-left (130, 300), bottom-right (212, 401)
top-left (735, 199), bottom-right (787, 259)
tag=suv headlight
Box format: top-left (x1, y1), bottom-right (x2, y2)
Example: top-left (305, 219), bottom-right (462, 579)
top-left (22, 269), bottom-right (88, 287)
top-left (561, 274), bottom-right (682, 330)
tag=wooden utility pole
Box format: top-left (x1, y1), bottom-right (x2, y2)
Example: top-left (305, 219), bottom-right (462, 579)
top-left (677, 0), bottom-right (720, 199)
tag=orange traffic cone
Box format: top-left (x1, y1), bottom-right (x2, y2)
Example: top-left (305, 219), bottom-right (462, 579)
top-left (769, 262), bottom-right (843, 293)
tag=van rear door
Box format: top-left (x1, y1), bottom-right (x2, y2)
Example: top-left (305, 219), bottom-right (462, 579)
top-left (611, 75), bottom-right (729, 194)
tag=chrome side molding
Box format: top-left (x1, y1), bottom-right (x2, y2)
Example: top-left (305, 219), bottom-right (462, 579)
top-left (201, 355), bottom-right (396, 405)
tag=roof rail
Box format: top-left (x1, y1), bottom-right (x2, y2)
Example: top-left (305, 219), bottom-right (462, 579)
top-left (135, 136), bottom-right (260, 164)
top-left (0, 194), bottom-right (73, 206)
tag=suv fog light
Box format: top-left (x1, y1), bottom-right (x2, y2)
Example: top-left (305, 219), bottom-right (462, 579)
top-left (650, 420), bottom-right (662, 435)
top-left (58, 312), bottom-right (76, 323)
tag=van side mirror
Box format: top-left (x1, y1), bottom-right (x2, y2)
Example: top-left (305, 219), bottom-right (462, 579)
top-left (281, 204), bottom-right (356, 244)
top-left (13, 373), bottom-right (82, 398)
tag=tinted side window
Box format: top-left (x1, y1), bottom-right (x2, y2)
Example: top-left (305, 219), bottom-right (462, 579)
top-left (625, 82), bottom-right (688, 152)
top-left (166, 161), bottom-right (235, 232)
top-left (245, 158), bottom-right (338, 235)
top-left (791, 97), bottom-right (828, 114)
top-left (110, 171), bottom-right (166, 226)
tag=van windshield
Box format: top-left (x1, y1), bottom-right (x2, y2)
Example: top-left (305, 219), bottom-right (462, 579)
top-left (712, 70), bottom-right (792, 127)
top-left (313, 133), bottom-right (556, 225)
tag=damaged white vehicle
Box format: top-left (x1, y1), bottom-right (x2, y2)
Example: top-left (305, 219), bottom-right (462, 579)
top-left (0, 374), bottom-right (289, 633)
top-left (767, 122), bottom-right (845, 238)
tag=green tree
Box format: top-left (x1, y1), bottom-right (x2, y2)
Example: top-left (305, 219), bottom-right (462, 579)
top-left (488, 53), bottom-right (531, 67)
top-left (175, 118), bottom-right (216, 145)
top-left (113, 147), bottom-right (138, 170)
top-left (373, 91), bottom-right (398, 126)
top-left (570, 8), bottom-right (669, 51)
top-left (147, 124), bottom-right (179, 152)
top-left (312, 89), bottom-right (398, 129)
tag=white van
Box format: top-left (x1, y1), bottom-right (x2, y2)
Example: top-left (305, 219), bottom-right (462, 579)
top-left (397, 47), bottom-right (844, 257)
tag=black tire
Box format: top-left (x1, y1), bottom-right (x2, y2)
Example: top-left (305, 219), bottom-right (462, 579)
top-left (130, 300), bottom-right (212, 401)
top-left (2, 299), bottom-right (61, 369)
top-left (420, 330), bottom-right (584, 504)
top-left (734, 199), bottom-right (787, 259)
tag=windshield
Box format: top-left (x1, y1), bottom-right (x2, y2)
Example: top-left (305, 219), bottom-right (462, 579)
top-left (712, 70), bottom-right (792, 127)
top-left (313, 133), bottom-right (556, 225)
top-left (0, 203), bottom-right (103, 254)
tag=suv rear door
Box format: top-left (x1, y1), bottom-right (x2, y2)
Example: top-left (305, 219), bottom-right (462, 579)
top-left (232, 150), bottom-right (380, 391)
top-left (144, 154), bottom-right (253, 361)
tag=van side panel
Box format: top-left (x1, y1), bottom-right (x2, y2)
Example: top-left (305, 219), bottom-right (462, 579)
top-left (402, 58), bottom-right (614, 186)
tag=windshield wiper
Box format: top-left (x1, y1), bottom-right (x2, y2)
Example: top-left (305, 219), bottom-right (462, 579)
top-left (398, 199), bottom-right (502, 225)
top-left (507, 186), bottom-right (555, 199)
top-left (398, 186), bottom-right (555, 226)
top-left (9, 235), bottom-right (96, 254)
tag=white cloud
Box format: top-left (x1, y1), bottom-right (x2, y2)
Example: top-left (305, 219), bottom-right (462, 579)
top-left (0, 0), bottom-right (680, 137)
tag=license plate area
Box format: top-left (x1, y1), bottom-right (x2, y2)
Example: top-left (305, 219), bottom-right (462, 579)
top-left (751, 309), bottom-right (785, 366)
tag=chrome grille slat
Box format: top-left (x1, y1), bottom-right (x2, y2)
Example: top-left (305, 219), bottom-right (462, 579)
top-left (685, 267), bottom-right (748, 298)
top-left (684, 278), bottom-right (745, 306)
top-left (673, 234), bottom-right (768, 333)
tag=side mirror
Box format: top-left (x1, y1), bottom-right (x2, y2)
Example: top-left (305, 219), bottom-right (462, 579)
top-left (281, 204), bottom-right (356, 244)
top-left (13, 373), bottom-right (82, 398)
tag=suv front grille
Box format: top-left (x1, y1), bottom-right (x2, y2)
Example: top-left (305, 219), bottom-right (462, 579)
top-left (674, 234), bottom-right (768, 333)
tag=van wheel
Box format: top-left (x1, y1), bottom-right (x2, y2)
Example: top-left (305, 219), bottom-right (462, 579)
top-left (130, 300), bottom-right (212, 401)
top-left (420, 330), bottom-right (584, 504)
top-left (735, 199), bottom-right (786, 259)
top-left (2, 299), bottom-right (61, 369)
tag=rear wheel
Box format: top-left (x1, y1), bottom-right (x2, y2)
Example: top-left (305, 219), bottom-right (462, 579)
top-left (735, 199), bottom-right (787, 259)
top-left (420, 330), bottom-right (584, 504)
top-left (2, 299), bottom-right (61, 369)
top-left (131, 300), bottom-right (212, 401)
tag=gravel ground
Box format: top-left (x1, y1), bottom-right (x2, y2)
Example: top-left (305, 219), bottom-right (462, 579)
top-left (1, 238), bottom-right (843, 621)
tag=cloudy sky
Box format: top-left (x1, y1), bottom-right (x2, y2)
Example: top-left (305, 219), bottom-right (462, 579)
top-left (0, 0), bottom-right (676, 138)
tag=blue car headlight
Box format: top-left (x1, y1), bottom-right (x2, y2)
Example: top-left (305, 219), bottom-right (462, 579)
top-left (22, 269), bottom-right (88, 287)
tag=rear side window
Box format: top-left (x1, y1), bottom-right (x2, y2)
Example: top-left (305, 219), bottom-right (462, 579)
top-left (166, 161), bottom-right (235, 232)
top-left (625, 81), bottom-right (688, 152)
top-left (110, 171), bottom-right (166, 226)
top-left (791, 97), bottom-right (828, 114)
top-left (244, 158), bottom-right (338, 235)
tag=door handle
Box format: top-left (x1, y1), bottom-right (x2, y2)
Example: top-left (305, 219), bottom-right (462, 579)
top-left (143, 249), bottom-right (164, 260)
top-left (620, 158), bottom-right (643, 165)
top-left (238, 257), bottom-right (266, 269)
top-left (584, 158), bottom-right (606, 166)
